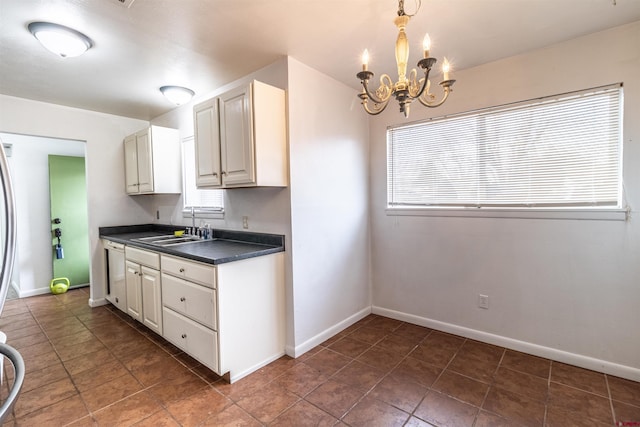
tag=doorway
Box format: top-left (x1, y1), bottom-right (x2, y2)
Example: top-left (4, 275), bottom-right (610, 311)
top-left (0, 132), bottom-right (88, 297)
top-left (49, 155), bottom-right (90, 287)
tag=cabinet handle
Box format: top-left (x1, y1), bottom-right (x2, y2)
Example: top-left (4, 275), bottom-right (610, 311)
top-left (115, 297), bottom-right (119, 303)
top-left (221, 171), bottom-right (226, 175)
top-left (179, 268), bottom-right (185, 273)
top-left (181, 334), bottom-right (187, 339)
top-left (212, 173), bottom-right (218, 177)
top-left (180, 297), bottom-right (185, 302)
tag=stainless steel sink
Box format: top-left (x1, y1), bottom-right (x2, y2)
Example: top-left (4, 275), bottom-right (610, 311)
top-left (133, 235), bottom-right (214, 247)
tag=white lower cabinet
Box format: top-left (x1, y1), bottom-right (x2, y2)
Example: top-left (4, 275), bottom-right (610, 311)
top-left (141, 266), bottom-right (162, 335)
top-left (163, 307), bottom-right (219, 372)
top-left (162, 274), bottom-right (217, 329)
top-left (124, 247), bottom-right (163, 335)
top-left (114, 247), bottom-right (283, 383)
top-left (161, 255), bottom-right (219, 372)
top-left (125, 260), bottom-right (143, 321)
top-left (160, 252), bottom-right (284, 382)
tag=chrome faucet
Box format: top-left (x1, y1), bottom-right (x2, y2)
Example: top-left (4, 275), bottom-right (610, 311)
top-left (190, 206), bottom-right (196, 236)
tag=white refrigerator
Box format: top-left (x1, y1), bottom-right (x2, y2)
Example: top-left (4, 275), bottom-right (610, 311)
top-left (0, 138), bottom-right (24, 422)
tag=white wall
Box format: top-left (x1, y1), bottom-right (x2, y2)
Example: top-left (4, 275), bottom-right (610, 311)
top-left (369, 21), bottom-right (640, 380)
top-left (287, 58), bottom-right (371, 355)
top-left (0, 95), bottom-right (150, 304)
top-left (151, 57), bottom-right (371, 355)
top-left (1, 133), bottom-right (85, 297)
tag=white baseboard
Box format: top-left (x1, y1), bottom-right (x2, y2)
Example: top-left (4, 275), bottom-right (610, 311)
top-left (288, 306), bottom-right (372, 358)
top-left (229, 352), bottom-right (285, 384)
top-left (18, 287), bottom-right (51, 298)
top-left (89, 298), bottom-right (108, 307)
top-left (373, 306), bottom-right (640, 382)
top-left (17, 283), bottom-right (90, 299)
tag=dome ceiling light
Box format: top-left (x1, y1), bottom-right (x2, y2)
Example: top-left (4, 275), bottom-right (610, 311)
top-left (28, 22), bottom-right (93, 58)
top-left (160, 86), bottom-right (195, 105)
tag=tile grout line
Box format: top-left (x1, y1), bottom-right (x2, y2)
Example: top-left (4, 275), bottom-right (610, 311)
top-left (605, 374), bottom-right (619, 426)
top-left (473, 346), bottom-right (508, 426)
top-left (23, 293), bottom-right (181, 425)
top-left (19, 292), bottom-right (95, 424)
top-left (297, 319), bottom-right (428, 425)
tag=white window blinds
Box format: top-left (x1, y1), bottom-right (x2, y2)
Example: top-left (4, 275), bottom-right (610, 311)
top-left (182, 137), bottom-right (224, 211)
top-left (387, 85), bottom-right (623, 208)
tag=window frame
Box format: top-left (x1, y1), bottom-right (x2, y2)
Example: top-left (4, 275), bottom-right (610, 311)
top-left (386, 84), bottom-right (627, 221)
top-left (181, 136), bottom-right (224, 220)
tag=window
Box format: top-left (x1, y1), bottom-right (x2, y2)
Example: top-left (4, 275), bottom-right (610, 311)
top-left (182, 136), bottom-right (224, 218)
top-left (387, 84), bottom-right (624, 219)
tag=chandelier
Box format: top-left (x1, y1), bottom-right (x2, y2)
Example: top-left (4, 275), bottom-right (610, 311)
top-left (356, 0), bottom-right (456, 118)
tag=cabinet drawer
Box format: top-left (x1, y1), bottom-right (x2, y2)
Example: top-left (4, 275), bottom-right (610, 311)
top-left (125, 246), bottom-right (160, 269)
top-left (162, 273), bottom-right (217, 329)
top-left (161, 255), bottom-right (216, 288)
top-left (163, 307), bottom-right (219, 373)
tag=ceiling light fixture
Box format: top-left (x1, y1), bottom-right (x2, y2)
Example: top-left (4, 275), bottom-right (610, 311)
top-left (28, 22), bottom-right (93, 58)
top-left (160, 86), bottom-right (195, 106)
top-left (356, 0), bottom-right (456, 118)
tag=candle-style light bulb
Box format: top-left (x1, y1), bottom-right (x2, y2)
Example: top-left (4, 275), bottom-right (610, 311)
top-left (423, 34), bottom-right (431, 58)
top-left (362, 49), bottom-right (369, 71)
top-left (442, 57), bottom-right (451, 80)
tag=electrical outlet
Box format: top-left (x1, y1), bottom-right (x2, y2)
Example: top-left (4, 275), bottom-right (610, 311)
top-left (478, 294), bottom-right (489, 309)
top-left (242, 216), bottom-right (249, 229)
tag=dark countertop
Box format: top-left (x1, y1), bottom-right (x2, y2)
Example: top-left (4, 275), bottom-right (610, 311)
top-left (99, 224), bottom-right (284, 265)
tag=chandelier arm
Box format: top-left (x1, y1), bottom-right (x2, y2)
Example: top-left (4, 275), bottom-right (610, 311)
top-left (361, 97), bottom-right (391, 115)
top-left (361, 74), bottom-right (394, 105)
top-left (418, 81), bottom-right (455, 108)
top-left (360, 77), bottom-right (388, 105)
top-left (408, 68), bottom-right (432, 99)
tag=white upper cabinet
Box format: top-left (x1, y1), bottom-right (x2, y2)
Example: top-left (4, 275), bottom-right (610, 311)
top-left (193, 80), bottom-right (287, 189)
top-left (193, 98), bottom-right (222, 187)
top-left (124, 125), bottom-right (181, 195)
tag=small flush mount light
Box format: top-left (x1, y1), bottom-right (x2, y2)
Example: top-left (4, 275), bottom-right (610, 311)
top-left (160, 86), bottom-right (195, 105)
top-left (28, 22), bottom-right (93, 58)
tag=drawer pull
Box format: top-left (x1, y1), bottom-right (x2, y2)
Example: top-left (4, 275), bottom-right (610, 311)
top-left (181, 334), bottom-right (187, 339)
top-left (115, 297), bottom-right (119, 303)
top-left (180, 297), bottom-right (186, 302)
top-left (179, 268), bottom-right (185, 273)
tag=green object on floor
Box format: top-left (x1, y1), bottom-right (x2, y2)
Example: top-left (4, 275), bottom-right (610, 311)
top-left (49, 277), bottom-right (70, 295)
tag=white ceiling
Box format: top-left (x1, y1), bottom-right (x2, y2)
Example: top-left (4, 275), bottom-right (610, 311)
top-left (1, 0), bottom-right (639, 121)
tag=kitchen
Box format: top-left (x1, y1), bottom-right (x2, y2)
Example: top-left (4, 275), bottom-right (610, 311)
top-left (0, 0), bottom-right (639, 425)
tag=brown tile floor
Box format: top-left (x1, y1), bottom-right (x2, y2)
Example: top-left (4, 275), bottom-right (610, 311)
top-left (0, 288), bottom-right (639, 426)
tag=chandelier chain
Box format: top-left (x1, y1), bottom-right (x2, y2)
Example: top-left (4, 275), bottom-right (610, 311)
top-left (397, 0), bottom-right (422, 17)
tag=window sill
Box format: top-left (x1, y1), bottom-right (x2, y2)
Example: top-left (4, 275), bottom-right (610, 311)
top-left (182, 208), bottom-right (224, 220)
top-left (386, 207), bottom-right (628, 221)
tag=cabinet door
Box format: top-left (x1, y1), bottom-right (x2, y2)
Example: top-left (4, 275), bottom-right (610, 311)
top-left (194, 99), bottom-right (222, 187)
top-left (125, 260), bottom-right (142, 321)
top-left (141, 266), bottom-right (162, 335)
top-left (136, 128), bottom-right (154, 193)
top-left (219, 83), bottom-right (255, 186)
top-left (124, 135), bottom-right (140, 194)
